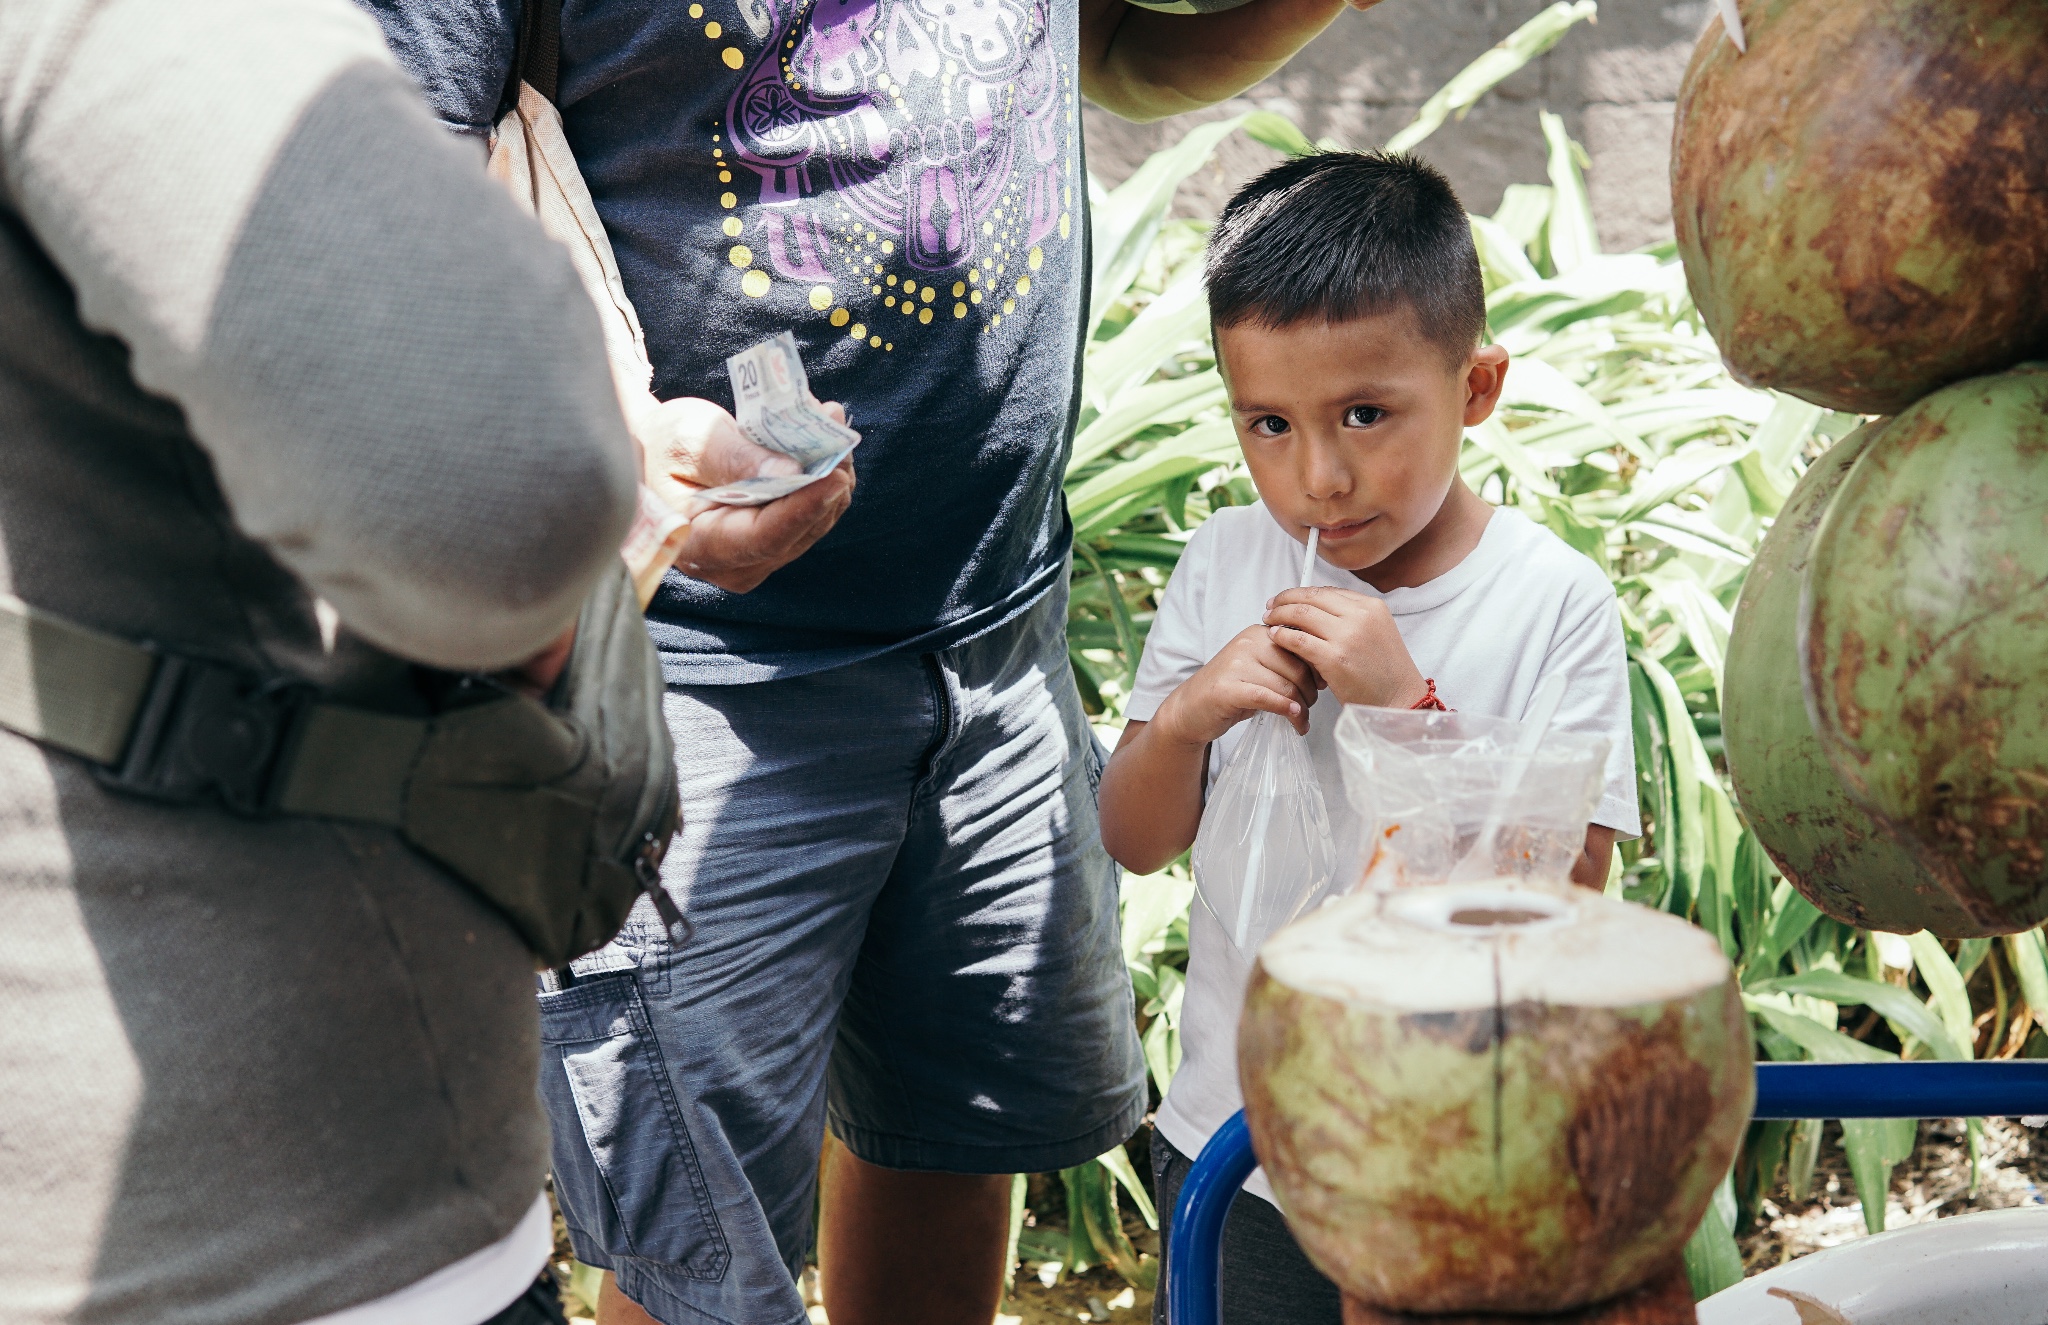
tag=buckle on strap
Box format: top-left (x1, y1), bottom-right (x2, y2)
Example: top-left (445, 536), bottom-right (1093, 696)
top-left (95, 651), bottom-right (317, 816)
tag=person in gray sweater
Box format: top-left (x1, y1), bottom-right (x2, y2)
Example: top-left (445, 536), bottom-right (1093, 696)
top-left (0, 0), bottom-right (684, 1321)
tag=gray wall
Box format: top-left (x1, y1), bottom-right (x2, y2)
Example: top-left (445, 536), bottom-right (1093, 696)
top-left (1081, 0), bottom-right (1712, 252)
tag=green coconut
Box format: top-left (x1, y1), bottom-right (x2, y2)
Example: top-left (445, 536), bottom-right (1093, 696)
top-left (1239, 884), bottom-right (1752, 1316)
top-left (1803, 364), bottom-right (2048, 933)
top-left (1723, 421), bottom-right (1992, 936)
top-left (1671, 0), bottom-right (2048, 414)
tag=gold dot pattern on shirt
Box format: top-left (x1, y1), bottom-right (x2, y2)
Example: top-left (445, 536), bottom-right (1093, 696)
top-left (689, 3), bottom-right (703, 14)
top-left (697, 28), bottom-right (1080, 355)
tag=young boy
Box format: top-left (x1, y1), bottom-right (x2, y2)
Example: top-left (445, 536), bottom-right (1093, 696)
top-left (1098, 153), bottom-right (1640, 1323)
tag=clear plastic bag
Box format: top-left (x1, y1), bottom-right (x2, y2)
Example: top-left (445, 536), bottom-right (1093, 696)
top-left (1192, 710), bottom-right (1335, 958)
top-left (1328, 706), bottom-right (1609, 896)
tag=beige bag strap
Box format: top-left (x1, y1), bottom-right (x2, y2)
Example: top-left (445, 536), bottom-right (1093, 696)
top-left (487, 8), bottom-right (690, 605)
top-left (488, 86), bottom-right (656, 408)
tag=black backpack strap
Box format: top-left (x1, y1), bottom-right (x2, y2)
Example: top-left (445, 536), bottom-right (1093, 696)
top-left (506, 0), bottom-right (564, 109)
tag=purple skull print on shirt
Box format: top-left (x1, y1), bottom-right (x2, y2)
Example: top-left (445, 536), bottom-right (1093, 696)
top-left (727, 0), bottom-right (1067, 278)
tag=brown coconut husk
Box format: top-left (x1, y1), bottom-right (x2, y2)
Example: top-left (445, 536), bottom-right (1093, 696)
top-left (1341, 1260), bottom-right (1694, 1325)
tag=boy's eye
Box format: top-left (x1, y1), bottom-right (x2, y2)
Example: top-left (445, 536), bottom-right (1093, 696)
top-left (1344, 405), bottom-right (1386, 428)
top-left (1249, 415), bottom-right (1290, 438)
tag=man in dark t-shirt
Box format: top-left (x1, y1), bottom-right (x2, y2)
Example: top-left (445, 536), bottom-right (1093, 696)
top-left (367, 1), bottom-right (1376, 1321)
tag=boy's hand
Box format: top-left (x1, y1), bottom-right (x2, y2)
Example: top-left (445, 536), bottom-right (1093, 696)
top-left (1263, 586), bottom-right (1430, 709)
top-left (1152, 624), bottom-right (1318, 744)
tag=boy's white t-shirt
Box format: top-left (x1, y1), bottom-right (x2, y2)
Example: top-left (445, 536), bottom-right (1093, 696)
top-left (1124, 501), bottom-right (1639, 1205)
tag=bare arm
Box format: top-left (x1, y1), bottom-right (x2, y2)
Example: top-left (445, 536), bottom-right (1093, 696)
top-left (1078, 0), bottom-right (1378, 123)
top-left (1099, 719), bottom-right (1209, 875)
top-left (1099, 625), bottom-right (1317, 873)
top-left (1571, 825), bottom-right (1619, 891)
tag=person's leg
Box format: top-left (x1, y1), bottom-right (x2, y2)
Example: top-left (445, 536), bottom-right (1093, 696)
top-left (1151, 1131), bottom-right (1344, 1325)
top-left (822, 584), bottom-right (1149, 1323)
top-left (817, 1132), bottom-right (1013, 1325)
top-left (594, 1271), bottom-right (657, 1325)
top-left (483, 1275), bottom-right (572, 1325)
top-left (541, 655), bottom-right (940, 1325)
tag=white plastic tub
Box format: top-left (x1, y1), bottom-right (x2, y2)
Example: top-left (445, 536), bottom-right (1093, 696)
top-left (1696, 1206), bottom-right (2048, 1324)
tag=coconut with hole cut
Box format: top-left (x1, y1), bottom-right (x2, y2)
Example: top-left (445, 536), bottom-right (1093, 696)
top-left (1239, 883), bottom-right (1751, 1318)
top-left (1670, 0), bottom-right (2048, 414)
top-left (1722, 420), bottom-right (1992, 936)
top-left (1803, 364), bottom-right (2048, 933)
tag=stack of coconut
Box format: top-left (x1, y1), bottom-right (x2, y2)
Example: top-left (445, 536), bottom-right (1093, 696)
top-left (1690, 0), bottom-right (2048, 938)
top-left (1226, 5), bottom-right (2046, 1322)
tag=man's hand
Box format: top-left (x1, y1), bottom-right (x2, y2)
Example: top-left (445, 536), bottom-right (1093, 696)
top-left (1150, 624), bottom-right (1319, 745)
top-left (1079, 0), bottom-right (1377, 124)
top-left (676, 460), bottom-right (854, 593)
top-left (1263, 585), bottom-right (1429, 709)
top-left (634, 396), bottom-right (854, 594)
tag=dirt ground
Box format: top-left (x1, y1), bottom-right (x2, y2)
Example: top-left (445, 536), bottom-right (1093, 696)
top-left (1738, 1116), bottom-right (2048, 1270)
top-left (552, 1118), bottom-right (2048, 1321)
top-left (551, 1197), bottom-right (1161, 1324)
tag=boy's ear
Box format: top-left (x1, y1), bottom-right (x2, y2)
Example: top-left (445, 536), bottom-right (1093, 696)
top-left (1462, 345), bottom-right (1510, 427)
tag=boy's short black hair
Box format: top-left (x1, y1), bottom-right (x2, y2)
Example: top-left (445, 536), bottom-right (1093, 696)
top-left (1205, 151), bottom-right (1486, 365)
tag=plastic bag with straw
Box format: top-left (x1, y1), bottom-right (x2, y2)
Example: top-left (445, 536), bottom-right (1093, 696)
top-left (1327, 675), bottom-right (1609, 898)
top-left (1191, 531), bottom-right (1335, 958)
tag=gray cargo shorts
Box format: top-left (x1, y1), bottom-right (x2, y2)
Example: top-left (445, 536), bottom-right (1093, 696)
top-left (536, 583), bottom-right (1146, 1325)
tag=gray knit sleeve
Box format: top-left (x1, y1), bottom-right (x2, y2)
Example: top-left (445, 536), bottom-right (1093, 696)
top-left (0, 0), bottom-right (637, 672)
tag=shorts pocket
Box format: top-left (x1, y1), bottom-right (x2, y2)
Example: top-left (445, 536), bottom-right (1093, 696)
top-left (1084, 727), bottom-right (1107, 795)
top-left (537, 970), bottom-right (729, 1278)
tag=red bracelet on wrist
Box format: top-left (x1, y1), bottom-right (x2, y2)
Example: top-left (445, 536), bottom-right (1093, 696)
top-left (1410, 678), bottom-right (1448, 711)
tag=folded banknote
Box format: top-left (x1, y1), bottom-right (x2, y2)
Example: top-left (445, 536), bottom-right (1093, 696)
top-left (724, 331), bottom-right (861, 472)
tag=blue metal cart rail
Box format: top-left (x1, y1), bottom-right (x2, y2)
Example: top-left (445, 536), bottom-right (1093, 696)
top-left (1162, 1060), bottom-right (2048, 1325)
